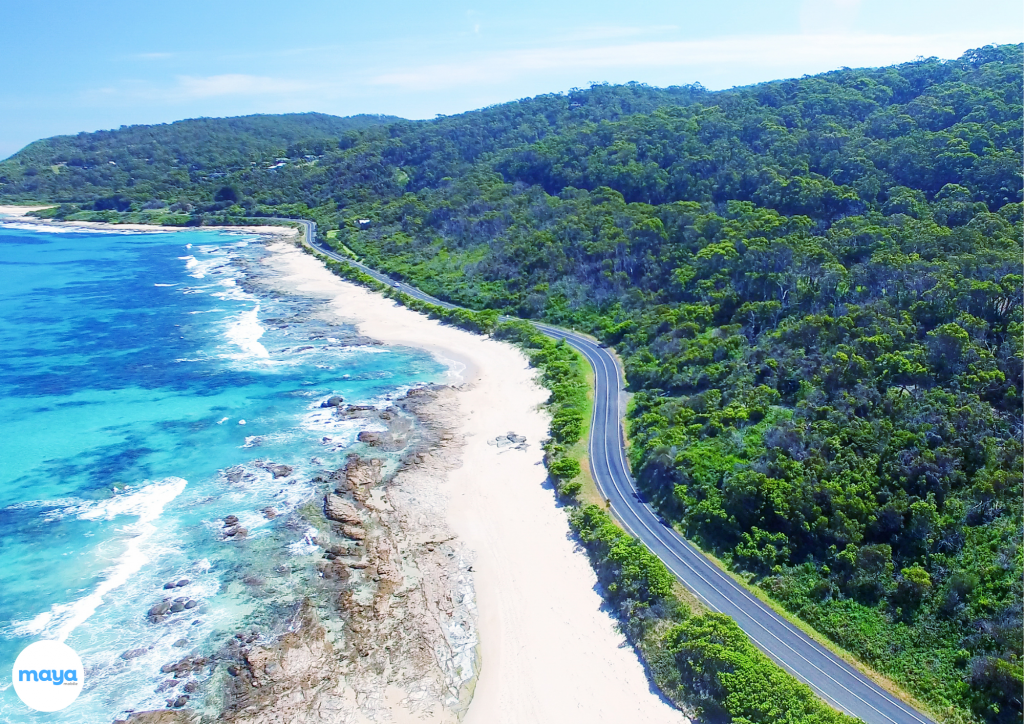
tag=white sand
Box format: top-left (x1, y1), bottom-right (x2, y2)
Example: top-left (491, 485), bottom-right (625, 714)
top-left (0, 205), bottom-right (54, 216)
top-left (268, 240), bottom-right (687, 724)
top-left (0, 206), bottom-right (297, 237)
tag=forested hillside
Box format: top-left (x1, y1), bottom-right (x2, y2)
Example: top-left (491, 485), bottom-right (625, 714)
top-left (0, 112), bottom-right (399, 203)
top-left (3, 43), bottom-right (1021, 724)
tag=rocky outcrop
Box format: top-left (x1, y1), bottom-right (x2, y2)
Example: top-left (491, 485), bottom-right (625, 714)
top-left (486, 431), bottom-right (529, 450)
top-left (335, 404), bottom-right (377, 420)
top-left (320, 395), bottom-right (344, 408)
top-left (333, 455), bottom-right (383, 503)
top-left (197, 385), bottom-right (474, 724)
top-left (341, 525), bottom-right (366, 540)
top-left (323, 494), bottom-right (360, 525)
top-left (117, 711), bottom-right (200, 724)
top-left (356, 431), bottom-right (390, 447)
top-left (267, 464), bottom-right (293, 479)
top-left (215, 601), bottom-right (339, 723)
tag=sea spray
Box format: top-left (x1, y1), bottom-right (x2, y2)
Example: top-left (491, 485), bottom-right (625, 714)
top-left (16, 478), bottom-right (187, 643)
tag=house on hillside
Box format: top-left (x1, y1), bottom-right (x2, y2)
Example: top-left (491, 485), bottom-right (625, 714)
top-left (356, 219), bottom-right (372, 230)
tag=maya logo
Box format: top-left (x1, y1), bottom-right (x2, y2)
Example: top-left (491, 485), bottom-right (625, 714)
top-left (11, 640), bottom-right (84, 712)
top-left (18, 667), bottom-right (79, 685)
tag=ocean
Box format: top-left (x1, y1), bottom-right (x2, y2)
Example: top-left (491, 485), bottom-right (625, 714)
top-left (0, 222), bottom-right (447, 722)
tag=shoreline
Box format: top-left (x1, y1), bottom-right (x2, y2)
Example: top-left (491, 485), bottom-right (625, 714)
top-left (0, 206), bottom-right (298, 239)
top-left (267, 239), bottom-right (688, 723)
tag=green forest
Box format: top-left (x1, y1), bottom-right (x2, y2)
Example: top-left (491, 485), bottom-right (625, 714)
top-left (2, 43), bottom-right (1020, 724)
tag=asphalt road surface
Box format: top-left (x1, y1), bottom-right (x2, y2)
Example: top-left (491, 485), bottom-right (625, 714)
top-left (291, 220), bottom-right (935, 724)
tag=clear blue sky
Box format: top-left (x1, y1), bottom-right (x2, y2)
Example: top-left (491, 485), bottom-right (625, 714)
top-left (1, 0), bottom-right (1021, 158)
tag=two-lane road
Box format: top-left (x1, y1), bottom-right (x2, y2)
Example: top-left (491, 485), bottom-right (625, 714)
top-left (291, 220), bottom-right (934, 724)
top-left (534, 323), bottom-right (935, 724)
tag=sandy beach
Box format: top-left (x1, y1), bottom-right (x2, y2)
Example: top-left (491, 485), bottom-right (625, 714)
top-left (0, 205), bottom-right (297, 238)
top-left (267, 239), bottom-right (687, 724)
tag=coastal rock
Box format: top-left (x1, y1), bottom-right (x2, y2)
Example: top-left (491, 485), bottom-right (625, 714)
top-left (327, 544), bottom-right (358, 557)
top-left (262, 507), bottom-right (277, 519)
top-left (268, 464), bottom-right (293, 479)
top-left (184, 600), bottom-right (198, 610)
top-left (170, 602), bottom-right (185, 613)
top-left (223, 515), bottom-right (239, 526)
top-left (338, 404), bottom-right (376, 420)
top-left (224, 467), bottom-right (244, 484)
top-left (118, 710), bottom-right (200, 724)
top-left (316, 559), bottom-right (350, 582)
top-left (216, 601), bottom-right (333, 714)
top-left (149, 602), bottom-right (172, 617)
top-left (172, 638), bottom-right (189, 648)
top-left (334, 455), bottom-right (383, 503)
top-left (176, 579), bottom-right (189, 587)
top-left (160, 655), bottom-right (210, 678)
top-left (357, 431), bottom-right (386, 446)
top-left (320, 395), bottom-right (344, 408)
top-left (121, 647), bottom-right (148, 660)
top-left (341, 525), bottom-right (366, 541)
top-left (324, 494), bottom-right (360, 525)
top-left (193, 381), bottom-right (474, 724)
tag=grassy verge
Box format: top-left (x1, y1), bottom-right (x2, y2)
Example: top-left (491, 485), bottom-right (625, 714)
top-left (560, 360), bottom-right (605, 509)
top-left (686, 541), bottom-right (938, 719)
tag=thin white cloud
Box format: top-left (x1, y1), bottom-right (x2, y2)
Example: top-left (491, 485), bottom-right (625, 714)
top-left (369, 32), bottom-right (1020, 91)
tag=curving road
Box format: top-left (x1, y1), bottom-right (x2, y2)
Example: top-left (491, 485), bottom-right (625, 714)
top-left (291, 220), bottom-right (934, 724)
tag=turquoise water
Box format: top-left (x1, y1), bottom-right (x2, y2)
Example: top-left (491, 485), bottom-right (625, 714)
top-left (0, 222), bottom-right (445, 722)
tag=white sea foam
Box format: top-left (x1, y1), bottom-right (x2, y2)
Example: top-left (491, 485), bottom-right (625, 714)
top-left (344, 344), bottom-right (391, 355)
top-left (0, 221), bottom-right (140, 235)
top-left (224, 305), bottom-right (269, 359)
top-left (434, 353), bottom-right (467, 384)
top-left (2, 497), bottom-right (82, 512)
top-left (11, 477), bottom-right (187, 642)
top-left (210, 278), bottom-right (254, 302)
top-left (153, 283), bottom-right (178, 287)
top-left (180, 251), bottom-right (233, 280)
top-left (288, 527), bottom-right (320, 556)
top-left (299, 406), bottom-right (377, 436)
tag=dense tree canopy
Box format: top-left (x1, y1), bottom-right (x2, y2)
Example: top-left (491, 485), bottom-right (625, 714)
top-left (3, 44), bottom-right (1021, 724)
top-left (0, 112), bottom-right (399, 202)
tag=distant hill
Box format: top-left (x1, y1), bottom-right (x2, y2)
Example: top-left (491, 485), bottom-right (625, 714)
top-left (0, 112), bottom-right (402, 202)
